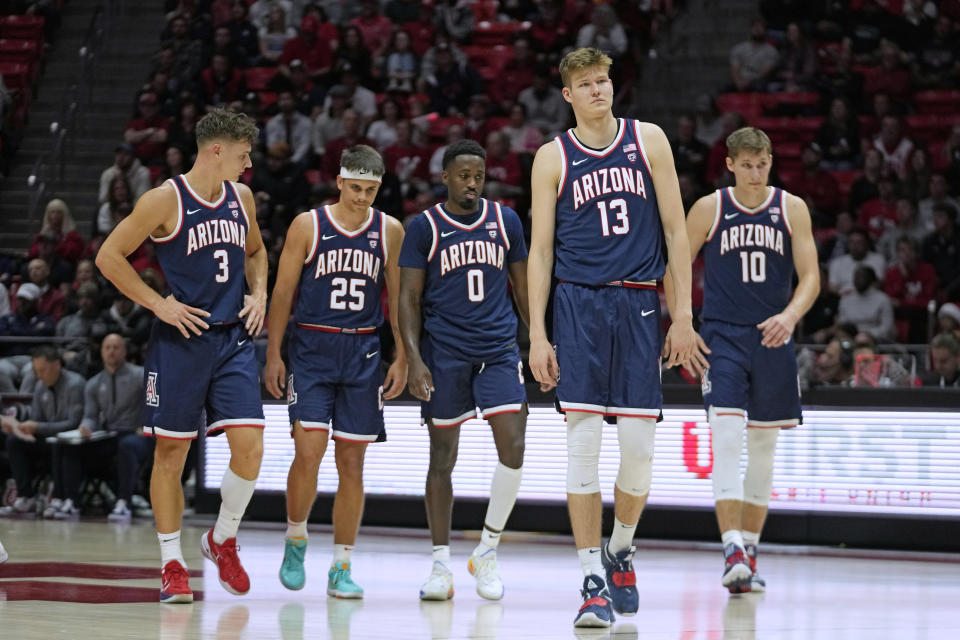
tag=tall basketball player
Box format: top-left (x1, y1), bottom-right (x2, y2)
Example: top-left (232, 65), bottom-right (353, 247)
top-left (398, 139), bottom-right (529, 602)
top-left (263, 145), bottom-right (407, 598)
top-left (665, 127), bottom-right (819, 593)
top-left (97, 109), bottom-right (266, 603)
top-left (527, 47), bottom-right (699, 628)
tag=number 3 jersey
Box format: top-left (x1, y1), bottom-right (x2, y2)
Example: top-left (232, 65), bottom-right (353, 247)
top-left (294, 206), bottom-right (389, 329)
top-left (702, 186), bottom-right (794, 326)
top-left (152, 176), bottom-right (250, 324)
top-left (554, 118), bottom-right (665, 285)
top-left (398, 198), bottom-right (528, 360)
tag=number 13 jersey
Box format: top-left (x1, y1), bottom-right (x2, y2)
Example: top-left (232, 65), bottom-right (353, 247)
top-left (554, 118), bottom-right (665, 285)
top-left (702, 187), bottom-right (794, 326)
top-left (398, 198), bottom-right (528, 359)
top-left (295, 206), bottom-right (388, 329)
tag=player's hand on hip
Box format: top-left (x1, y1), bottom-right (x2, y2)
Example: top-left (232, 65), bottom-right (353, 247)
top-left (407, 358), bottom-right (434, 401)
top-left (757, 311), bottom-right (798, 348)
top-left (156, 294), bottom-right (210, 338)
top-left (663, 320), bottom-right (698, 369)
top-left (383, 357), bottom-right (408, 400)
top-left (239, 291), bottom-right (267, 336)
top-left (264, 355), bottom-right (286, 400)
top-left (529, 336), bottom-right (558, 391)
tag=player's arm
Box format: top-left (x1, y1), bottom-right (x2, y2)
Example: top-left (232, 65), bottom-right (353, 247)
top-left (508, 259), bottom-right (531, 329)
top-left (663, 193), bottom-right (716, 375)
top-left (758, 192), bottom-right (821, 347)
top-left (96, 183), bottom-right (211, 339)
top-left (237, 183), bottom-right (268, 336)
top-left (399, 265), bottom-right (432, 401)
top-left (527, 141), bottom-right (561, 389)
top-left (382, 215), bottom-right (408, 400)
top-left (263, 212), bottom-right (311, 399)
top-left (640, 122), bottom-right (697, 367)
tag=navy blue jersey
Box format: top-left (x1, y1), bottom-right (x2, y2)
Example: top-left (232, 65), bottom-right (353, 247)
top-left (702, 187), bottom-right (795, 326)
top-left (399, 198), bottom-right (527, 359)
top-left (152, 176), bottom-right (250, 324)
top-left (554, 118), bottom-right (665, 285)
top-left (294, 206), bottom-right (388, 329)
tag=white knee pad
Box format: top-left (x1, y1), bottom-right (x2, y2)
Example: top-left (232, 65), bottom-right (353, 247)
top-left (743, 428), bottom-right (779, 506)
top-left (709, 406), bottom-right (746, 502)
top-left (614, 417), bottom-right (656, 496)
top-left (566, 412), bottom-right (604, 494)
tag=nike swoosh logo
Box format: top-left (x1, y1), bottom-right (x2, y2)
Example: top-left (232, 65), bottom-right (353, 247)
top-left (322, 234), bottom-right (337, 240)
top-left (572, 158), bottom-right (588, 166)
top-left (587, 548), bottom-right (599, 553)
top-left (441, 230), bottom-right (456, 238)
top-left (580, 481), bottom-right (594, 487)
top-left (724, 213), bottom-right (740, 220)
top-left (186, 208), bottom-right (202, 215)
top-left (237, 339), bottom-right (247, 346)
top-left (641, 309), bottom-right (655, 317)
top-left (366, 351), bottom-right (378, 359)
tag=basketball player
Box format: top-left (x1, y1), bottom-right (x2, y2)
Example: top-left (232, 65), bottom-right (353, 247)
top-left (263, 145), bottom-right (407, 597)
top-left (527, 47), bottom-right (699, 628)
top-left (398, 139), bottom-right (529, 602)
top-left (665, 127), bottom-right (818, 593)
top-left (97, 109), bottom-right (267, 603)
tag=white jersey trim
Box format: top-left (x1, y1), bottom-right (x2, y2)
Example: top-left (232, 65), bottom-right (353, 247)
top-left (332, 429), bottom-right (380, 442)
top-left (294, 420), bottom-right (331, 431)
top-left (424, 210), bottom-right (439, 262)
top-left (148, 426), bottom-right (198, 439)
top-left (179, 174), bottom-right (227, 208)
top-left (434, 199), bottom-right (488, 230)
top-left (631, 119), bottom-right (654, 175)
top-left (431, 409), bottom-right (477, 426)
top-left (555, 136), bottom-right (568, 197)
top-left (559, 401), bottom-right (607, 414)
top-left (566, 118), bottom-right (625, 157)
top-left (780, 189), bottom-right (793, 236)
top-left (304, 208), bottom-right (320, 264)
top-left (706, 190), bottom-right (723, 242)
top-left (482, 403), bottom-right (523, 417)
top-left (494, 202), bottom-right (510, 251)
top-left (206, 418), bottom-right (267, 433)
top-left (726, 186), bottom-right (776, 214)
top-left (380, 211), bottom-right (389, 262)
top-left (151, 178), bottom-right (184, 243)
top-left (324, 205), bottom-right (374, 238)
top-left (747, 418), bottom-right (800, 428)
top-left (228, 181), bottom-right (251, 229)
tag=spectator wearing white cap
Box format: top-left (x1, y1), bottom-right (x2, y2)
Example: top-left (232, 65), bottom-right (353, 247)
top-left (0, 283), bottom-right (56, 359)
top-left (936, 302), bottom-right (960, 339)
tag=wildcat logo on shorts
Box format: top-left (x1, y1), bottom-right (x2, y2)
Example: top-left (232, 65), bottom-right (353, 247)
top-left (700, 368), bottom-right (711, 395)
top-left (286, 374), bottom-right (297, 405)
top-left (145, 372), bottom-right (160, 407)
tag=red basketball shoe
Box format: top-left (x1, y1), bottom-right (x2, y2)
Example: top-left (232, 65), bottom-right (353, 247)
top-left (201, 529), bottom-right (250, 595)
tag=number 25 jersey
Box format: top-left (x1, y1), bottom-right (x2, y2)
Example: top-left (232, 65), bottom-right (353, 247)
top-left (553, 118), bottom-right (665, 285)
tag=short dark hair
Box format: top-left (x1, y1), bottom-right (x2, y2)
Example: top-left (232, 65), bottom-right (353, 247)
top-left (30, 344), bottom-right (61, 363)
top-left (442, 139), bottom-right (486, 169)
top-left (195, 108), bottom-right (259, 147)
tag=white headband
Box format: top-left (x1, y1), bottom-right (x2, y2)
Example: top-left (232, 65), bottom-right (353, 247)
top-left (340, 167), bottom-right (382, 182)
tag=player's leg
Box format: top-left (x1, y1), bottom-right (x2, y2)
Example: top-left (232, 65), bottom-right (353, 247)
top-left (741, 427), bottom-right (778, 593)
top-left (152, 436), bottom-right (193, 603)
top-left (328, 439), bottom-right (369, 598)
top-left (280, 422), bottom-right (330, 590)
top-left (420, 420), bottom-right (461, 600)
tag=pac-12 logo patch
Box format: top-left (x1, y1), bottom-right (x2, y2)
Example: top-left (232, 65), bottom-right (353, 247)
top-left (287, 374), bottom-right (297, 405)
top-left (369, 240), bottom-right (378, 249)
top-left (146, 372), bottom-right (160, 407)
top-left (700, 368), bottom-right (711, 395)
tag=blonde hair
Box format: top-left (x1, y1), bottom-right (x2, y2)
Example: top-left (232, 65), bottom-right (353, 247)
top-left (559, 47), bottom-right (612, 87)
top-left (726, 127), bottom-right (772, 159)
top-left (43, 198), bottom-right (76, 234)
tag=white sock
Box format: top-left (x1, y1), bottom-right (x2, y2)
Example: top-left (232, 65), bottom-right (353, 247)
top-left (432, 545), bottom-right (450, 567)
top-left (332, 543), bottom-right (353, 566)
top-left (608, 516), bottom-right (638, 554)
top-left (578, 547), bottom-right (603, 577)
top-left (742, 530), bottom-right (760, 547)
top-left (474, 527), bottom-right (500, 557)
top-left (721, 529), bottom-right (744, 550)
top-left (158, 530), bottom-right (185, 568)
top-left (213, 467), bottom-right (257, 544)
top-left (286, 518), bottom-right (308, 539)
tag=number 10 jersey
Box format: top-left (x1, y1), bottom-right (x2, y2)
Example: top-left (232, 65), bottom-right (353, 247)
top-left (294, 206), bottom-right (388, 330)
top-left (553, 118), bottom-right (665, 285)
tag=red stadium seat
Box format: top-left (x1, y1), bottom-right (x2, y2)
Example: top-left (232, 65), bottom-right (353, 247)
top-left (472, 21), bottom-right (527, 47)
top-left (305, 169), bottom-right (323, 185)
top-left (914, 90), bottom-right (960, 116)
top-left (472, 0), bottom-right (500, 22)
top-left (245, 67), bottom-right (276, 92)
top-left (792, 116), bottom-right (823, 143)
top-left (428, 116), bottom-right (465, 140)
top-left (715, 92), bottom-right (764, 120)
top-left (753, 117), bottom-right (799, 144)
top-left (463, 44), bottom-right (511, 81)
top-left (762, 91), bottom-right (820, 116)
top-left (0, 38), bottom-right (41, 65)
top-left (905, 113), bottom-right (960, 142)
top-left (0, 61), bottom-right (29, 90)
top-left (830, 169), bottom-right (862, 201)
top-left (0, 15), bottom-right (45, 43)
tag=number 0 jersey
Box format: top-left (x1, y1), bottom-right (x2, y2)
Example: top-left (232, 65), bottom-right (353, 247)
top-left (702, 187), bottom-right (795, 326)
top-left (152, 175), bottom-right (250, 325)
top-left (398, 199), bottom-right (528, 360)
top-left (554, 118), bottom-right (665, 285)
top-left (294, 206), bottom-right (388, 329)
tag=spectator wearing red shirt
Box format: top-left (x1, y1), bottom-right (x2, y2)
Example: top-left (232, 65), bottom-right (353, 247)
top-left (863, 39), bottom-right (912, 104)
top-left (403, 2), bottom-right (436, 57)
top-left (27, 199), bottom-right (84, 265)
top-left (858, 174), bottom-right (899, 240)
top-left (279, 16), bottom-right (334, 83)
top-left (200, 54), bottom-right (246, 109)
top-left (704, 112), bottom-right (745, 188)
top-left (483, 131), bottom-right (523, 203)
top-left (530, 0), bottom-right (572, 54)
top-left (885, 237), bottom-right (939, 342)
top-left (321, 109), bottom-right (373, 185)
top-left (350, 0), bottom-right (394, 56)
top-left (384, 119), bottom-right (430, 197)
top-left (123, 92), bottom-right (170, 165)
top-left (17, 259), bottom-right (66, 320)
top-left (495, 35), bottom-right (536, 105)
top-left (789, 143), bottom-right (842, 224)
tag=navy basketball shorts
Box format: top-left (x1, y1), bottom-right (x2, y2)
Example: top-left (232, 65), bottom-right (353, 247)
top-left (287, 326), bottom-right (385, 442)
top-left (700, 319), bottom-right (802, 428)
top-left (553, 282), bottom-right (662, 418)
top-left (420, 336), bottom-right (526, 428)
top-left (142, 320), bottom-right (265, 439)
